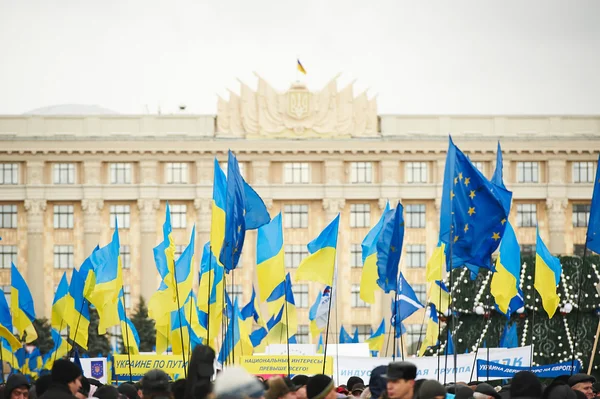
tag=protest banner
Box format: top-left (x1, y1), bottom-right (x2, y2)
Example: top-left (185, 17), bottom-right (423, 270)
top-left (477, 359), bottom-right (581, 379)
top-left (240, 355), bottom-right (334, 376)
top-left (71, 358), bottom-right (108, 384)
top-left (113, 355), bottom-right (187, 379)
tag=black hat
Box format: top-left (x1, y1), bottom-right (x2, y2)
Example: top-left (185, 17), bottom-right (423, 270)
top-left (306, 375), bottom-right (334, 399)
top-left (5, 374), bottom-right (30, 399)
top-left (284, 377), bottom-right (301, 392)
top-left (351, 384), bottom-right (366, 394)
top-left (347, 377), bottom-right (364, 392)
top-left (382, 362), bottom-right (417, 381)
top-left (569, 374), bottom-right (596, 387)
top-left (142, 369), bottom-right (171, 395)
top-left (118, 383), bottom-right (141, 399)
top-left (95, 385), bottom-right (120, 399)
top-left (369, 365), bottom-right (387, 399)
top-left (475, 383), bottom-right (501, 399)
top-left (292, 375), bottom-right (309, 387)
top-left (51, 359), bottom-right (82, 385)
top-left (510, 371), bottom-right (542, 399)
top-left (35, 374), bottom-right (53, 397)
top-left (419, 380), bottom-right (447, 399)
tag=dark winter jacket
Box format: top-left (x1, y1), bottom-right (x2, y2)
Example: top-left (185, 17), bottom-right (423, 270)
top-left (38, 383), bottom-right (77, 399)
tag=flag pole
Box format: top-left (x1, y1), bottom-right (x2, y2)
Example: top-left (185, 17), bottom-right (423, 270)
top-left (53, 319), bottom-right (65, 364)
top-left (207, 245), bottom-right (213, 348)
top-left (529, 280), bottom-right (537, 371)
top-left (0, 338), bottom-right (4, 383)
top-left (221, 272), bottom-right (227, 366)
top-left (571, 246), bottom-right (588, 373)
top-left (172, 254), bottom-right (188, 379)
top-left (283, 276), bottom-right (291, 377)
top-left (587, 317), bottom-right (600, 374)
top-left (122, 299), bottom-right (134, 382)
top-left (188, 291), bottom-right (193, 360)
top-left (322, 285), bottom-right (334, 374)
top-left (230, 246), bottom-right (235, 365)
top-left (398, 299), bottom-right (405, 361)
top-left (437, 282), bottom-right (443, 381)
top-left (69, 298), bottom-right (88, 358)
top-left (334, 287), bottom-right (340, 384)
top-left (392, 298), bottom-right (397, 361)
top-left (415, 307), bottom-right (428, 356)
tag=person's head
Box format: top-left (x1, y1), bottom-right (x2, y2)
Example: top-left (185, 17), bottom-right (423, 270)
top-left (141, 369), bottom-right (172, 399)
top-left (95, 385), bottom-right (121, 399)
top-left (350, 384), bottom-right (365, 398)
top-left (451, 385), bottom-right (474, 399)
top-left (171, 380), bottom-right (187, 399)
top-left (51, 359), bottom-right (83, 395)
top-left (418, 380), bottom-right (446, 399)
top-left (265, 377), bottom-right (292, 399)
top-left (118, 383), bottom-right (141, 399)
top-left (185, 345), bottom-right (215, 399)
top-left (383, 362), bottom-right (417, 399)
top-left (4, 374), bottom-right (30, 399)
top-left (541, 381), bottom-right (576, 399)
top-left (34, 375), bottom-right (52, 398)
top-left (510, 371), bottom-right (542, 399)
top-left (369, 366), bottom-right (387, 399)
top-left (570, 375), bottom-right (597, 399)
top-left (76, 377), bottom-right (90, 399)
top-left (473, 384), bottom-right (501, 399)
top-left (213, 367), bottom-right (265, 399)
top-left (347, 379), bottom-right (364, 395)
top-left (306, 375), bottom-right (336, 399)
top-left (292, 376), bottom-right (309, 399)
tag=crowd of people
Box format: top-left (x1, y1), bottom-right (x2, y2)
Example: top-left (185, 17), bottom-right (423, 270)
top-left (0, 346), bottom-right (598, 399)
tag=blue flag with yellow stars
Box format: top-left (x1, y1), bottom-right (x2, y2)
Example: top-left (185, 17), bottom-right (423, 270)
top-left (439, 137), bottom-right (511, 272)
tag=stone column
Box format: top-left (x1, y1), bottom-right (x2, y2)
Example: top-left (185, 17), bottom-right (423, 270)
top-left (252, 160), bottom-right (271, 185)
top-left (322, 198), bottom-right (345, 222)
top-left (194, 198), bottom-right (212, 247)
top-left (546, 198), bottom-right (568, 255)
top-left (137, 198), bottom-right (160, 301)
top-left (81, 199), bottom-right (104, 254)
top-left (24, 199), bottom-right (46, 317)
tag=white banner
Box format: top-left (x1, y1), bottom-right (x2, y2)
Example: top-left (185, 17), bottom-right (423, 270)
top-left (71, 358), bottom-right (108, 384)
top-left (333, 346), bottom-right (531, 384)
top-left (266, 343), bottom-right (371, 357)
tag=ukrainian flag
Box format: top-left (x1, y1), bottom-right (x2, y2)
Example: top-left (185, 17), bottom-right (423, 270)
top-left (365, 319), bottom-right (385, 354)
top-left (241, 287), bottom-right (267, 349)
top-left (0, 289), bottom-right (20, 350)
top-left (184, 292), bottom-right (208, 344)
top-left (1, 338), bottom-right (18, 369)
top-left (118, 296), bottom-right (140, 355)
top-left (418, 304), bottom-right (439, 356)
top-left (376, 204), bottom-right (405, 293)
top-left (308, 290), bottom-right (323, 339)
top-left (256, 213), bottom-right (286, 302)
top-left (340, 326), bottom-right (353, 344)
top-left (218, 298), bottom-right (253, 365)
top-left (296, 214), bottom-right (340, 286)
top-left (27, 348), bottom-right (42, 378)
top-left (535, 228), bottom-right (562, 318)
top-left (491, 222), bottom-right (524, 316)
top-left (11, 263), bottom-right (37, 343)
top-left (266, 274), bottom-right (298, 342)
top-left (425, 242), bottom-right (446, 282)
top-left (170, 303), bottom-right (203, 357)
top-left (51, 272), bottom-right (70, 331)
top-left (174, 225), bottom-right (195, 306)
top-left (65, 268), bottom-right (91, 349)
top-left (80, 245), bottom-right (99, 302)
top-left (42, 328), bottom-right (71, 370)
top-left (360, 202), bottom-right (390, 304)
top-left (197, 242), bottom-right (224, 349)
top-left (428, 280), bottom-right (450, 315)
top-left (297, 59), bottom-right (307, 74)
top-left (316, 334), bottom-right (324, 354)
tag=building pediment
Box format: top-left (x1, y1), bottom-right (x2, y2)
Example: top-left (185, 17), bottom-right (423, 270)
top-left (216, 74), bottom-right (378, 139)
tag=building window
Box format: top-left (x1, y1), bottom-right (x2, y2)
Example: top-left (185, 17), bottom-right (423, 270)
top-left (110, 163), bottom-right (132, 184)
top-left (0, 205), bottom-right (18, 229)
top-left (53, 163), bottom-right (75, 184)
top-left (284, 245), bottom-right (308, 268)
top-left (351, 244), bottom-right (362, 268)
top-left (351, 284), bottom-right (369, 308)
top-left (220, 162), bottom-right (245, 178)
top-left (350, 204), bottom-right (370, 228)
top-left (166, 163), bottom-right (188, 184)
top-left (406, 204), bottom-right (426, 228)
top-left (54, 245), bottom-right (74, 269)
top-left (573, 162), bottom-right (595, 184)
top-left (473, 162), bottom-right (485, 175)
top-left (573, 204), bottom-right (591, 228)
top-left (406, 324), bottom-right (423, 355)
top-left (517, 162), bottom-right (539, 183)
top-left (284, 204), bottom-right (308, 229)
top-left (292, 284), bottom-right (309, 308)
top-left (171, 205), bottom-right (187, 229)
top-left (227, 285), bottom-right (243, 304)
top-left (296, 325), bottom-right (309, 344)
top-left (121, 245), bottom-right (131, 269)
top-left (350, 162), bottom-right (373, 184)
top-left (406, 245), bottom-right (426, 268)
top-left (517, 204), bottom-right (537, 228)
top-left (0, 164), bottom-right (19, 185)
top-left (175, 245), bottom-right (186, 259)
top-left (0, 246), bottom-right (17, 269)
top-left (123, 285), bottom-right (131, 309)
top-left (574, 244), bottom-right (586, 257)
top-left (413, 284), bottom-right (427, 304)
top-left (352, 325), bottom-right (371, 343)
top-left (110, 205), bottom-right (130, 229)
top-left (406, 162), bottom-right (428, 183)
top-left (520, 245), bottom-right (536, 257)
top-left (284, 163), bottom-right (310, 184)
top-left (53, 205), bottom-right (74, 229)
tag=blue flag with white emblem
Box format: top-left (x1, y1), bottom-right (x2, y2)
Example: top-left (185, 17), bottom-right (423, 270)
top-left (220, 150), bottom-right (246, 272)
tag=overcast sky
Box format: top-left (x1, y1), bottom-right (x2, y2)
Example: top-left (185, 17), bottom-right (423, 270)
top-left (1, 0), bottom-right (599, 115)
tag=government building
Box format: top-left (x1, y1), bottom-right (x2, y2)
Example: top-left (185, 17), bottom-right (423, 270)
top-left (0, 75), bottom-right (598, 354)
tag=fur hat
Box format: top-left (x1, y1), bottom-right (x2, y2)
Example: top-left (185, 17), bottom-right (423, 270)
top-left (51, 359), bottom-right (82, 385)
top-left (419, 380), bottom-right (447, 399)
top-left (306, 375), bottom-right (334, 399)
top-left (266, 377), bottom-right (291, 399)
top-left (213, 367), bottom-right (264, 399)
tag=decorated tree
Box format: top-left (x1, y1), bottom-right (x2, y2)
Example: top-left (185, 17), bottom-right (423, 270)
top-left (423, 254), bottom-right (600, 379)
top-left (130, 296), bottom-right (156, 353)
top-left (32, 318), bottom-right (54, 355)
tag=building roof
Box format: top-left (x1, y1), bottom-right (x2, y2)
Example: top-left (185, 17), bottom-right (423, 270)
top-left (24, 104), bottom-right (119, 116)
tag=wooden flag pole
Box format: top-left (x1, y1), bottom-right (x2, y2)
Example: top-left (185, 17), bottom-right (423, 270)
top-left (587, 318), bottom-right (600, 375)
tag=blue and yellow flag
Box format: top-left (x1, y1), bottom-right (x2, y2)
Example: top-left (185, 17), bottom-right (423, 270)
top-left (241, 287), bottom-right (267, 349)
top-left (266, 273), bottom-right (298, 341)
top-left (118, 296), bottom-right (140, 355)
top-left (297, 59), bottom-right (307, 74)
top-left (365, 319), bottom-right (385, 353)
top-left (425, 242), bottom-right (446, 283)
top-left (11, 263), bottom-right (37, 343)
top-left (360, 202), bottom-right (390, 303)
top-left (587, 154), bottom-right (600, 254)
top-left (439, 137), bottom-right (511, 272)
top-left (220, 150), bottom-right (246, 273)
top-left (218, 298), bottom-right (253, 365)
top-left (309, 290), bottom-right (323, 339)
top-left (42, 328), bottom-right (70, 370)
top-left (51, 272), bottom-right (70, 331)
top-left (376, 204), bottom-right (405, 293)
top-left (256, 213), bottom-right (286, 302)
top-left (80, 245), bottom-right (99, 301)
top-left (27, 348), bottom-right (42, 377)
top-left (170, 302), bottom-right (203, 357)
top-left (535, 229), bottom-right (562, 318)
top-left (317, 334), bottom-right (324, 353)
top-left (0, 288), bottom-right (20, 350)
top-left (340, 326), bottom-right (353, 344)
top-left (296, 214), bottom-right (340, 286)
top-left (65, 268), bottom-right (91, 349)
top-left (491, 222), bottom-right (524, 316)
top-left (428, 280), bottom-right (450, 315)
top-left (242, 180), bottom-right (271, 230)
top-left (418, 304), bottom-right (440, 356)
top-left (174, 225), bottom-right (196, 305)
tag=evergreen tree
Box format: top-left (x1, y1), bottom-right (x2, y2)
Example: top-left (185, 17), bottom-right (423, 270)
top-left (130, 296), bottom-right (156, 353)
top-left (32, 318), bottom-right (54, 355)
top-left (84, 308), bottom-right (111, 356)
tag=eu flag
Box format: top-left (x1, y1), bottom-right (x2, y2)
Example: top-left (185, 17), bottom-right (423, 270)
top-left (376, 204), bottom-right (404, 293)
top-left (440, 137), bottom-right (511, 271)
top-left (219, 150), bottom-right (246, 273)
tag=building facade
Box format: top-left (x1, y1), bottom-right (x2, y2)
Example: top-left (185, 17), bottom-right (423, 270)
top-left (0, 76), bottom-right (598, 353)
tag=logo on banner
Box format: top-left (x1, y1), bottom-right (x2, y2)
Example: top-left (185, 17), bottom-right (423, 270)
top-left (91, 361), bottom-right (104, 378)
